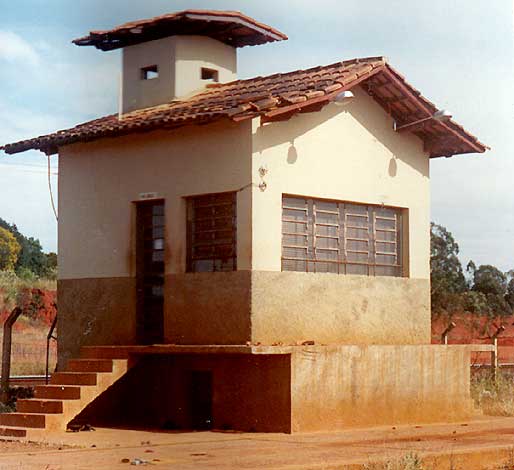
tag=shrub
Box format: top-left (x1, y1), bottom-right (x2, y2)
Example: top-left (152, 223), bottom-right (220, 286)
top-left (363, 453), bottom-right (424, 470)
top-left (0, 386), bottom-right (33, 411)
top-left (471, 370), bottom-right (514, 416)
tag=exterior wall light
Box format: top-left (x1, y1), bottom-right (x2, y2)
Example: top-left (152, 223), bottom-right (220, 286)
top-left (333, 90), bottom-right (355, 106)
top-left (394, 109), bottom-right (452, 132)
top-left (258, 165), bottom-right (268, 192)
top-left (432, 109), bottom-right (452, 121)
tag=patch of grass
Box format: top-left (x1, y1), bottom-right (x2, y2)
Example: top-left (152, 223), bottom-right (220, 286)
top-left (488, 447), bottom-right (514, 470)
top-left (471, 370), bottom-right (514, 416)
top-left (0, 386), bottom-right (33, 412)
top-left (363, 453), bottom-right (424, 470)
top-left (0, 271), bottom-right (56, 308)
top-left (0, 401), bottom-right (15, 413)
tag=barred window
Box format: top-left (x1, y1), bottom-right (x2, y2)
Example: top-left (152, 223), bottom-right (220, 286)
top-left (187, 193), bottom-right (237, 272)
top-left (281, 196), bottom-right (404, 277)
top-left (187, 192), bottom-right (237, 272)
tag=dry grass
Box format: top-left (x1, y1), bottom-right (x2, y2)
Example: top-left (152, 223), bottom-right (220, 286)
top-left (0, 271), bottom-right (56, 309)
top-left (362, 454), bottom-right (424, 470)
top-left (471, 370), bottom-right (514, 417)
top-left (0, 316), bottom-right (57, 376)
top-left (359, 452), bottom-right (514, 470)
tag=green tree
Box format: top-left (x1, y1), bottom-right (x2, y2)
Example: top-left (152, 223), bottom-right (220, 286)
top-left (470, 264), bottom-right (507, 296)
top-left (44, 252), bottom-right (57, 280)
top-left (45, 252), bottom-right (57, 270)
top-left (16, 236), bottom-right (47, 276)
top-left (506, 271), bottom-right (514, 310)
top-left (430, 223), bottom-right (467, 316)
top-left (467, 263), bottom-right (512, 317)
top-left (0, 227), bottom-right (21, 271)
top-left (0, 217), bottom-right (50, 277)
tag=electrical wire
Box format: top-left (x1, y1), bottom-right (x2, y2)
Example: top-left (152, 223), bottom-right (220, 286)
top-left (47, 154), bottom-right (58, 221)
top-left (0, 162), bottom-right (58, 175)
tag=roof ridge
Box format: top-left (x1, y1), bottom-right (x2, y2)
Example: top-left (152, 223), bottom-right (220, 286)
top-left (195, 56), bottom-right (387, 97)
top-left (85, 10), bottom-right (270, 35)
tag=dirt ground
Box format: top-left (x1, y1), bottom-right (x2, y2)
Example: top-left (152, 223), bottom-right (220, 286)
top-left (1, 417), bottom-right (514, 470)
top-left (0, 439), bottom-right (64, 453)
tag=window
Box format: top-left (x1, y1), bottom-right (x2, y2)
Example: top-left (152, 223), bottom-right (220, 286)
top-left (201, 67), bottom-right (219, 82)
top-left (187, 192), bottom-right (237, 272)
top-left (141, 65), bottom-right (159, 80)
top-left (281, 196), bottom-right (404, 277)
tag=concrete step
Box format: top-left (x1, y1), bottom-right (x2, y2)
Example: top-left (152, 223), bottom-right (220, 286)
top-left (67, 359), bottom-right (114, 373)
top-left (34, 385), bottom-right (81, 400)
top-left (51, 372), bottom-right (97, 386)
top-left (0, 426), bottom-right (27, 438)
top-left (8, 353), bottom-right (134, 435)
top-left (0, 413), bottom-right (45, 429)
top-left (17, 399), bottom-right (63, 414)
top-left (80, 346), bottom-right (131, 360)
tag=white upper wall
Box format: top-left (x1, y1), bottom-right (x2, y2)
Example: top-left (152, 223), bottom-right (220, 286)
top-left (121, 35), bottom-right (237, 113)
top-left (58, 119), bottom-right (252, 280)
top-left (250, 87), bottom-right (431, 279)
top-left (58, 86), bottom-right (431, 281)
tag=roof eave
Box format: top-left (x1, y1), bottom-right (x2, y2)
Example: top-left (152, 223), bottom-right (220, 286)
top-left (72, 10), bottom-right (288, 51)
top-left (0, 57), bottom-right (488, 159)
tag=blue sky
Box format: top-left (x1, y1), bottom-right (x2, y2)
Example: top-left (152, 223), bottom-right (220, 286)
top-left (1, 0), bottom-right (513, 270)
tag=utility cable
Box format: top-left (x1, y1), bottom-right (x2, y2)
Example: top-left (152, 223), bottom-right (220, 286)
top-left (47, 154), bottom-right (58, 221)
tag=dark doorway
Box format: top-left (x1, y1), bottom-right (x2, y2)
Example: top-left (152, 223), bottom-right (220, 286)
top-left (190, 371), bottom-right (213, 430)
top-left (135, 200), bottom-right (165, 344)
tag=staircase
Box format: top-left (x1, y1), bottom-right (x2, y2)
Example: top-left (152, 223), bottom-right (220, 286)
top-left (0, 348), bottom-right (132, 439)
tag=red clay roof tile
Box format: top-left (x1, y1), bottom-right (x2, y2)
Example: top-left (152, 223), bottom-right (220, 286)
top-left (1, 57), bottom-right (488, 158)
top-left (72, 10), bottom-right (287, 50)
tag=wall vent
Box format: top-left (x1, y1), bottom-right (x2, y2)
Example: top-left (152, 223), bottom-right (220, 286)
top-left (141, 65), bottom-right (159, 80)
top-left (201, 67), bottom-right (219, 82)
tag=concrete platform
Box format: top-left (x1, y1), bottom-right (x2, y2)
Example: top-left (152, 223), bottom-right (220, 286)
top-left (80, 343), bottom-right (495, 357)
top-left (2, 416), bottom-right (514, 469)
top-left (78, 345), bottom-right (479, 431)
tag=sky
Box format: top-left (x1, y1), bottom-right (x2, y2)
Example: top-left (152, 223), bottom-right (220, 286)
top-left (0, 0), bottom-right (513, 270)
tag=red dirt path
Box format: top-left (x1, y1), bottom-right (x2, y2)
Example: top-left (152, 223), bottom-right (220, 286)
top-left (2, 417), bottom-right (514, 469)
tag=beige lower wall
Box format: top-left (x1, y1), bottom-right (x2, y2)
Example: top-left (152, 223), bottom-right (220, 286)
top-left (58, 271), bottom-right (431, 363)
top-left (291, 345), bottom-right (474, 432)
top-left (166, 271), bottom-right (430, 346)
top-left (251, 271), bottom-right (431, 345)
top-left (165, 271), bottom-right (252, 345)
top-left (57, 278), bottom-right (137, 367)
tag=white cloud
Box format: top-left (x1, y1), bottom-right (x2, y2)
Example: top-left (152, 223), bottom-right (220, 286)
top-left (0, 30), bottom-right (40, 66)
top-left (0, 100), bottom-right (70, 146)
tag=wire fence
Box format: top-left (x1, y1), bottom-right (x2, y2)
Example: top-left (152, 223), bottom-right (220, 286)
top-left (0, 330), bottom-right (57, 376)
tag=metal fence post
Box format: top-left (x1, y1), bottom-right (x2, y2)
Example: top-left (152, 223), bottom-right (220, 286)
top-left (1, 307), bottom-right (23, 404)
top-left (46, 309), bottom-right (58, 385)
top-left (441, 321), bottom-right (456, 345)
top-left (491, 325), bottom-right (505, 382)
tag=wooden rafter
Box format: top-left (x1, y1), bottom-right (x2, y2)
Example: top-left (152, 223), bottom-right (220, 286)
top-left (261, 65), bottom-right (386, 123)
top-left (395, 118), bottom-right (433, 133)
top-left (382, 67), bottom-right (485, 154)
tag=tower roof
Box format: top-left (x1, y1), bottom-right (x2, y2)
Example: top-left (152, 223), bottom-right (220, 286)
top-left (72, 10), bottom-right (288, 51)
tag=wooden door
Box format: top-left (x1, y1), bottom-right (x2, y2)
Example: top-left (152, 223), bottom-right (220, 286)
top-left (190, 371), bottom-right (213, 430)
top-left (135, 200), bottom-right (165, 344)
